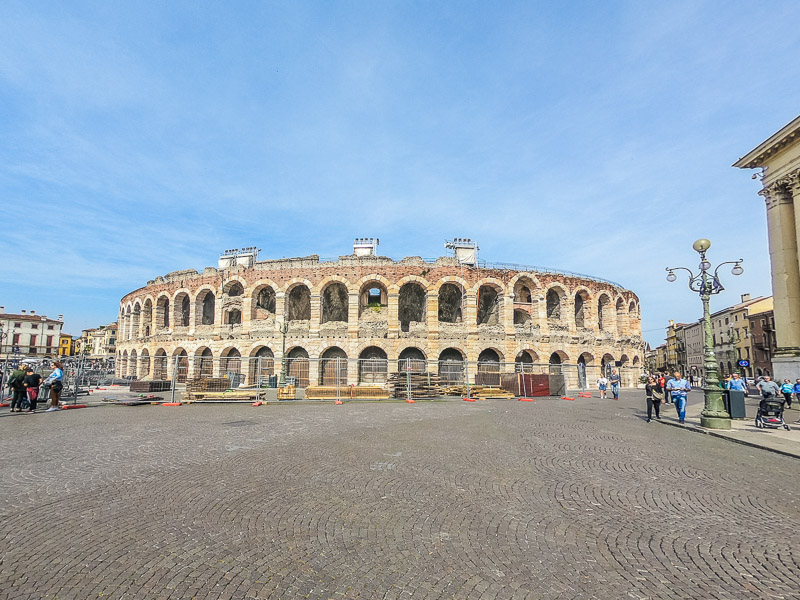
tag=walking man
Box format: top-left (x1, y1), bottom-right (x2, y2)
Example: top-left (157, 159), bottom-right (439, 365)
top-left (666, 370), bottom-right (691, 424)
top-left (756, 375), bottom-right (780, 400)
top-left (609, 369), bottom-right (621, 400)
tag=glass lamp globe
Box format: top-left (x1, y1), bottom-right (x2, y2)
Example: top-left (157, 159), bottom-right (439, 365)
top-left (666, 272), bottom-right (677, 282)
top-left (732, 264), bottom-right (744, 276)
top-left (692, 238), bottom-right (711, 253)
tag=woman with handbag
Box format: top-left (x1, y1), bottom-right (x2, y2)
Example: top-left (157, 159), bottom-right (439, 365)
top-left (43, 361), bottom-right (64, 412)
top-left (645, 376), bottom-right (663, 422)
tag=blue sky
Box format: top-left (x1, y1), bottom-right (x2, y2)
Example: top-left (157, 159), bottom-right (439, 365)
top-left (1, 1), bottom-right (799, 345)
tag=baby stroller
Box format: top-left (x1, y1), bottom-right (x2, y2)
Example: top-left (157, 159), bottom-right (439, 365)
top-left (755, 397), bottom-right (790, 430)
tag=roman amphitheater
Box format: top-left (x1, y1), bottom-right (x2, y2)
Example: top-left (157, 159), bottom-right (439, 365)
top-left (115, 240), bottom-right (644, 393)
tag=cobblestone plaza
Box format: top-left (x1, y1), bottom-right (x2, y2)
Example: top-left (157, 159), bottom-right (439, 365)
top-left (1, 394), bottom-right (798, 599)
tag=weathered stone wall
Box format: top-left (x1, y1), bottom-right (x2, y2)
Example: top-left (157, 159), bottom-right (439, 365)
top-left (116, 256), bottom-right (644, 381)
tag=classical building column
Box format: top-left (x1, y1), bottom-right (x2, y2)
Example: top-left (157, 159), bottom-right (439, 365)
top-left (763, 178), bottom-right (800, 360)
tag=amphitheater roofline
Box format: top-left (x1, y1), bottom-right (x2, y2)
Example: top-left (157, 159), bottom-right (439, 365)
top-left (136, 254), bottom-right (629, 293)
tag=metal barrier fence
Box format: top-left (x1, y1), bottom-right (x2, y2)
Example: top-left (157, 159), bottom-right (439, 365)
top-left (129, 355), bottom-right (643, 403)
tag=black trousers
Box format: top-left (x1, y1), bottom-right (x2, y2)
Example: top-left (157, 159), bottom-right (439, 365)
top-left (11, 389), bottom-right (25, 410)
top-left (647, 397), bottom-right (660, 419)
top-left (783, 392), bottom-right (793, 407)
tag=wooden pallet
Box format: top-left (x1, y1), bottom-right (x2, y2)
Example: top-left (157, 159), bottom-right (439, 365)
top-left (185, 389), bottom-right (262, 402)
top-left (277, 385), bottom-right (296, 400)
top-left (305, 385), bottom-right (390, 400)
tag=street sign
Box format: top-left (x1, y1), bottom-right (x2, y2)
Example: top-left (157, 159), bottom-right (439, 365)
top-left (738, 359), bottom-right (750, 367)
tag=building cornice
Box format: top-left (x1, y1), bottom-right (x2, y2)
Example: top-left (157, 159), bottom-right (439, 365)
top-left (733, 115), bottom-right (800, 169)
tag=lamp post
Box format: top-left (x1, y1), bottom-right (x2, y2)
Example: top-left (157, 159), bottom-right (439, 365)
top-left (666, 239), bottom-right (743, 430)
top-left (277, 317), bottom-right (289, 387)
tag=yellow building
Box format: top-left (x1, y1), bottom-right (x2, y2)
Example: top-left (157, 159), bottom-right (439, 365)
top-left (735, 116), bottom-right (800, 379)
top-left (58, 334), bottom-right (75, 357)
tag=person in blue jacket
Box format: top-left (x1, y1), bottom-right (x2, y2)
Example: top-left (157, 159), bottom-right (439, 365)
top-left (666, 370), bottom-right (691, 424)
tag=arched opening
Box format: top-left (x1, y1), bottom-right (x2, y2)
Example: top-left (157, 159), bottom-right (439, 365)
top-left (139, 349), bottom-right (150, 379)
top-left (476, 348), bottom-right (501, 386)
top-left (195, 347), bottom-right (213, 378)
top-left (601, 353), bottom-right (615, 376)
top-left (286, 347), bottom-right (310, 387)
top-left (438, 348), bottom-right (465, 384)
top-left (156, 296), bottom-right (170, 329)
top-left (250, 346), bottom-right (274, 385)
top-left (124, 306), bottom-right (131, 340)
top-left (221, 348), bottom-right (242, 386)
top-left (132, 302), bottom-right (141, 338)
top-left (438, 283), bottom-right (463, 323)
top-left (477, 285), bottom-right (502, 326)
top-left (514, 280), bottom-right (533, 304)
top-left (121, 351), bottom-right (128, 379)
top-left (224, 281), bottom-right (244, 297)
top-left (153, 348), bottom-right (168, 381)
top-left (172, 348), bottom-right (188, 383)
top-left (398, 347), bottom-right (426, 373)
top-left (196, 290), bottom-right (215, 326)
top-left (359, 281), bottom-right (388, 316)
top-left (253, 286), bottom-right (276, 319)
top-left (142, 299), bottom-right (153, 337)
top-left (549, 351), bottom-right (565, 375)
top-left (574, 290), bottom-right (589, 329)
top-left (515, 349), bottom-right (538, 373)
top-left (320, 347), bottom-right (348, 386)
top-left (616, 298), bottom-right (626, 334)
top-left (398, 282), bottom-right (426, 332)
top-left (286, 285), bottom-right (311, 322)
top-left (321, 282), bottom-right (349, 323)
top-left (546, 288), bottom-right (562, 320)
top-left (129, 349), bottom-right (137, 379)
top-left (172, 293), bottom-right (190, 327)
top-left (513, 309), bottom-right (531, 325)
top-left (224, 308), bottom-right (242, 325)
top-left (598, 295), bottom-right (611, 331)
top-left (577, 352), bottom-right (593, 389)
top-left (358, 346), bottom-right (388, 384)
top-left (628, 301), bottom-right (637, 324)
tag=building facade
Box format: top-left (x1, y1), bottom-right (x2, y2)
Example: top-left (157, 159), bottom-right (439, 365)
top-left (735, 116), bottom-right (800, 379)
top-left (0, 307), bottom-right (64, 359)
top-left (115, 244), bottom-right (644, 388)
top-left (749, 309), bottom-right (777, 376)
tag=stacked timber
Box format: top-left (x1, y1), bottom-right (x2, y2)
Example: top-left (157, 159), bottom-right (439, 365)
top-left (130, 380), bottom-right (171, 393)
top-left (442, 385), bottom-right (515, 399)
top-left (389, 372), bottom-right (443, 398)
top-left (184, 377), bottom-right (255, 402)
top-left (305, 385), bottom-right (390, 400)
top-left (277, 385), bottom-right (296, 400)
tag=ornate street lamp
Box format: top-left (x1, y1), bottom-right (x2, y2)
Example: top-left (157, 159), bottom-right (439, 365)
top-left (666, 239), bottom-right (743, 429)
top-left (277, 317), bottom-right (289, 387)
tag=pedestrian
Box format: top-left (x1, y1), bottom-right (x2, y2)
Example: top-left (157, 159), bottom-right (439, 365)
top-left (23, 367), bottom-right (42, 413)
top-left (756, 375), bottom-right (780, 400)
top-left (725, 373), bottom-right (748, 393)
top-left (645, 376), bottom-right (662, 423)
top-left (609, 369), bottom-right (621, 400)
top-left (596, 374), bottom-right (609, 399)
top-left (666, 370), bottom-right (691, 424)
top-left (794, 378), bottom-right (800, 407)
top-left (7, 365), bottom-right (27, 413)
top-left (780, 379), bottom-right (794, 409)
top-left (42, 361), bottom-right (64, 412)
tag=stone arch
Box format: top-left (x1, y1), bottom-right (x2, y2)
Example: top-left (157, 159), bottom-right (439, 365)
top-left (320, 346), bottom-right (348, 385)
top-left (549, 350), bottom-right (568, 375)
top-left (597, 293), bottom-right (612, 331)
top-left (156, 295), bottom-right (170, 329)
top-left (129, 349), bottom-right (137, 378)
top-left (121, 351), bottom-right (128, 378)
top-left (397, 346), bottom-right (427, 373)
top-left (476, 282), bottom-right (504, 326)
top-left (438, 347), bottom-right (465, 384)
top-left (515, 349), bottom-right (539, 373)
top-left (476, 347), bottom-right (502, 386)
top-left (398, 281), bottom-right (427, 332)
top-left (153, 348), bottom-right (168, 381)
top-left (358, 346), bottom-right (388, 384)
top-left (546, 285), bottom-right (567, 321)
top-left (632, 356), bottom-right (641, 366)
top-left (221, 347), bottom-right (242, 384)
top-left (514, 308), bottom-right (531, 324)
top-left (249, 345), bottom-right (275, 383)
top-left (616, 297), bottom-right (626, 334)
top-left (508, 273), bottom-right (542, 297)
top-left (251, 282), bottom-right (277, 319)
top-left (195, 288), bottom-right (216, 326)
top-left (223, 306), bottom-right (242, 325)
top-left (173, 291), bottom-right (191, 327)
top-left (139, 348), bottom-right (150, 379)
top-left (130, 301), bottom-right (141, 339)
top-left (223, 279), bottom-right (245, 297)
top-left (321, 281), bottom-right (349, 323)
top-left (172, 347), bottom-right (189, 382)
top-left (600, 353), bottom-right (615, 375)
top-left (142, 298), bottom-right (153, 337)
top-left (286, 346), bottom-right (309, 387)
top-left (359, 278), bottom-right (388, 313)
top-left (194, 346), bottom-right (213, 378)
top-left (578, 351), bottom-right (595, 365)
top-left (438, 282), bottom-right (464, 323)
top-left (286, 283), bottom-right (311, 322)
top-left (620, 354), bottom-right (630, 367)
top-left (574, 289), bottom-right (591, 329)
